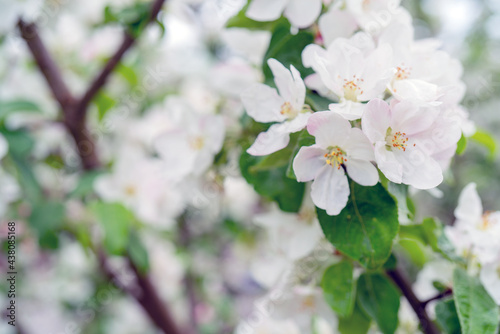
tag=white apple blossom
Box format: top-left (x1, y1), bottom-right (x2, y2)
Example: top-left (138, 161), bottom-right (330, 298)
top-left (302, 32), bottom-right (393, 120)
top-left (154, 111), bottom-right (225, 178)
top-left (293, 111), bottom-right (378, 215)
top-left (246, 0), bottom-right (322, 28)
top-left (241, 58), bottom-right (311, 156)
top-left (362, 98), bottom-right (460, 189)
top-left (480, 257), bottom-right (500, 305)
top-left (318, 8), bottom-right (358, 46)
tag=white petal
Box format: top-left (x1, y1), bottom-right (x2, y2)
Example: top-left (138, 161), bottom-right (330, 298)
top-left (362, 98), bottom-right (391, 143)
top-left (281, 112), bottom-right (311, 133)
top-left (284, 0), bottom-right (322, 28)
top-left (241, 83), bottom-right (286, 123)
top-left (311, 165), bottom-right (350, 216)
top-left (0, 134), bottom-right (7, 159)
top-left (307, 111), bottom-right (351, 149)
top-left (396, 149), bottom-right (443, 189)
top-left (375, 141), bottom-right (403, 184)
top-left (251, 253), bottom-right (290, 288)
top-left (330, 100), bottom-right (366, 120)
top-left (319, 9), bottom-right (358, 46)
top-left (302, 44), bottom-right (329, 69)
top-left (246, 0), bottom-right (288, 22)
top-left (293, 145), bottom-right (326, 182)
top-left (345, 159), bottom-right (379, 186)
top-left (268, 58), bottom-right (305, 110)
top-left (391, 79), bottom-right (439, 103)
top-left (480, 263), bottom-right (500, 305)
top-left (154, 131), bottom-right (197, 178)
top-left (247, 123), bottom-right (291, 156)
top-left (343, 128), bottom-right (375, 161)
top-left (454, 183), bottom-right (483, 223)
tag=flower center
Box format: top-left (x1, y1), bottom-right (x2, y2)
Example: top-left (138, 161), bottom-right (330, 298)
top-left (298, 208), bottom-right (316, 225)
top-left (395, 65), bottom-right (411, 80)
top-left (324, 146), bottom-right (347, 169)
top-left (301, 295), bottom-right (316, 310)
top-left (280, 101), bottom-right (298, 118)
top-left (479, 212), bottom-right (496, 231)
top-left (386, 128), bottom-right (412, 152)
top-left (125, 185), bottom-right (136, 196)
top-left (342, 76), bottom-right (364, 102)
top-left (496, 265), bottom-right (500, 279)
top-left (190, 136), bottom-right (205, 150)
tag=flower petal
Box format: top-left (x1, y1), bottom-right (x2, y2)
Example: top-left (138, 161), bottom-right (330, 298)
top-left (293, 145), bottom-right (326, 182)
top-left (454, 182), bottom-right (483, 224)
top-left (362, 98), bottom-right (391, 143)
top-left (268, 58), bottom-right (305, 111)
top-left (345, 158), bottom-right (378, 186)
top-left (247, 123), bottom-right (291, 156)
top-left (374, 141), bottom-right (403, 184)
top-left (343, 128), bottom-right (375, 161)
top-left (284, 0), bottom-right (322, 28)
top-left (396, 149), bottom-right (443, 189)
top-left (319, 8), bottom-right (358, 46)
top-left (241, 83), bottom-right (286, 123)
top-left (246, 0), bottom-right (288, 22)
top-left (311, 165), bottom-right (350, 216)
top-left (307, 111), bottom-right (351, 149)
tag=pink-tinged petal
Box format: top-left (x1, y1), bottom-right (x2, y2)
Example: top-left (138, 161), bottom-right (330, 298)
top-left (358, 43), bottom-right (394, 100)
top-left (307, 111), bottom-right (351, 149)
top-left (302, 44), bottom-right (328, 68)
top-left (374, 141), bottom-right (403, 184)
top-left (391, 100), bottom-right (438, 136)
top-left (454, 183), bottom-right (483, 224)
top-left (284, 0), bottom-right (322, 28)
top-left (293, 145), bottom-right (326, 182)
top-left (345, 158), bottom-right (378, 186)
top-left (319, 8), bottom-right (358, 46)
top-left (362, 99), bottom-right (392, 143)
top-left (246, 0), bottom-right (288, 22)
top-left (241, 83), bottom-right (286, 123)
top-left (247, 123), bottom-right (291, 156)
top-left (395, 149), bottom-right (443, 189)
top-left (311, 165), bottom-right (350, 216)
top-left (343, 128), bottom-right (375, 161)
top-left (199, 115), bottom-right (225, 153)
top-left (282, 112), bottom-right (311, 133)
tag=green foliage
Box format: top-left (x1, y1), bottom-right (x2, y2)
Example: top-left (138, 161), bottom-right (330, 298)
top-left (94, 92), bottom-right (117, 121)
top-left (262, 21), bottom-right (314, 82)
top-left (387, 182), bottom-right (414, 224)
top-left (286, 129), bottom-right (315, 179)
top-left (397, 238), bottom-right (428, 267)
top-left (103, 2), bottom-right (154, 37)
top-left (226, 4), bottom-right (287, 31)
top-left (470, 129), bottom-right (497, 159)
top-left (357, 273), bottom-right (400, 334)
top-left (456, 133), bottom-right (467, 155)
top-left (435, 298), bottom-right (461, 334)
top-left (128, 231), bottom-right (149, 274)
top-left (317, 182), bottom-right (399, 269)
top-left (305, 92), bottom-right (334, 112)
top-left (29, 201), bottom-right (65, 249)
top-left (321, 261), bottom-right (355, 317)
top-left (337, 300), bottom-right (371, 334)
top-left (0, 99), bottom-right (42, 121)
top-left (90, 202), bottom-right (134, 255)
top-left (240, 139), bottom-right (305, 213)
top-left (70, 171), bottom-right (102, 198)
top-left (453, 268), bottom-right (499, 334)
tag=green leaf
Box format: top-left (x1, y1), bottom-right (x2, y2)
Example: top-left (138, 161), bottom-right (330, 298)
top-left (452, 267), bottom-right (499, 334)
top-left (116, 64), bottom-right (139, 86)
top-left (397, 238), bottom-right (428, 267)
top-left (435, 298), bottom-right (461, 334)
top-left (470, 129), bottom-right (496, 159)
top-left (338, 299), bottom-right (371, 334)
top-left (128, 231), bottom-right (149, 274)
top-left (90, 202), bottom-right (134, 255)
top-left (456, 133), bottom-right (467, 155)
top-left (263, 21), bottom-right (314, 81)
top-left (357, 273), bottom-right (400, 334)
top-left (286, 129), bottom-right (315, 180)
top-left (29, 201), bottom-right (65, 234)
top-left (94, 92), bottom-right (116, 121)
top-left (387, 182), bottom-right (413, 224)
top-left (70, 171), bottom-right (102, 198)
top-left (321, 261), bottom-right (355, 317)
top-left (1, 129), bottom-right (35, 158)
top-left (0, 100), bottom-right (41, 120)
top-left (240, 143), bottom-right (305, 213)
top-left (305, 92), bottom-right (334, 112)
top-left (317, 182), bottom-right (399, 269)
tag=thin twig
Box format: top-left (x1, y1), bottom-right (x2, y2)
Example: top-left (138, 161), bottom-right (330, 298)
top-left (421, 288), bottom-right (453, 307)
top-left (386, 268), bottom-right (440, 334)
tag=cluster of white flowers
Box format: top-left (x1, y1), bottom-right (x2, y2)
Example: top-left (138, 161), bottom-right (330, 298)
top-left (445, 183), bottom-right (500, 305)
top-left (243, 0), bottom-right (470, 216)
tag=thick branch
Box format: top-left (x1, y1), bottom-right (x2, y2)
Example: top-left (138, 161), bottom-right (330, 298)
top-left (386, 268), bottom-right (440, 334)
top-left (73, 0), bottom-right (166, 123)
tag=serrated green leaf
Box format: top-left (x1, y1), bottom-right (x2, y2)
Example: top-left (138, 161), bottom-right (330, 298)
top-left (453, 267), bottom-right (499, 334)
top-left (0, 99), bottom-right (41, 120)
top-left (338, 299), bottom-right (371, 334)
top-left (317, 182), bottom-right (399, 269)
top-left (435, 298), bottom-right (461, 334)
top-left (321, 261), bottom-right (355, 317)
top-left (90, 202), bottom-right (133, 255)
top-left (29, 201), bottom-right (66, 233)
top-left (128, 231), bottom-right (149, 274)
top-left (357, 273), bottom-right (400, 334)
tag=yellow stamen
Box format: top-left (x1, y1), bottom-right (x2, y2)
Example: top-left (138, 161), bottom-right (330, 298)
top-left (324, 146), bottom-right (347, 169)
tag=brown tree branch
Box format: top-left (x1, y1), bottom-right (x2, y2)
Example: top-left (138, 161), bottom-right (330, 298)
top-left (421, 288), bottom-right (453, 308)
top-left (386, 268), bottom-right (440, 334)
top-left (16, 1), bottom-right (185, 333)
